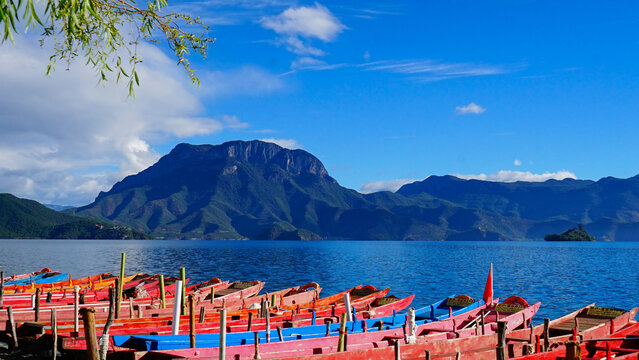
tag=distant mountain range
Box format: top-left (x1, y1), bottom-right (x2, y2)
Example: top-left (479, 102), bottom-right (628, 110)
top-left (62, 140), bottom-right (639, 241)
top-left (0, 194), bottom-right (150, 239)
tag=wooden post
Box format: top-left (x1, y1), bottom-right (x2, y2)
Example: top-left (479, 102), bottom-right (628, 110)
top-left (496, 321), bottom-right (507, 360)
top-left (265, 301), bottom-right (271, 343)
top-left (337, 312), bottom-right (347, 352)
top-left (189, 295), bottom-right (196, 348)
top-left (543, 318), bottom-right (550, 351)
top-left (344, 293), bottom-right (353, 322)
top-left (406, 307), bottom-right (416, 344)
top-left (129, 298), bottom-right (134, 318)
top-left (172, 280), bottom-right (183, 335)
top-left (481, 310), bottom-right (485, 335)
top-left (46, 291), bottom-right (52, 303)
top-left (199, 306), bottom-right (206, 323)
top-left (118, 252), bottom-right (125, 312)
top-left (247, 311), bottom-right (253, 331)
top-left (0, 271), bottom-right (4, 308)
top-left (456, 352), bottom-right (462, 360)
top-left (210, 286), bottom-right (215, 305)
top-left (344, 328), bottom-right (348, 351)
top-left (378, 320), bottom-right (384, 331)
top-left (425, 350), bottom-right (431, 360)
top-left (179, 267), bottom-right (186, 316)
top-left (35, 288), bottom-right (41, 322)
top-left (7, 306), bottom-right (18, 348)
top-left (325, 321), bottom-right (331, 337)
top-left (74, 285), bottom-right (80, 331)
top-left (394, 340), bottom-right (400, 360)
top-left (159, 275), bottom-right (166, 309)
top-left (253, 331), bottom-right (261, 359)
top-left (51, 308), bottom-right (58, 360)
top-left (219, 309), bottom-right (227, 360)
top-left (276, 326), bottom-right (283, 342)
top-left (99, 288), bottom-right (116, 360)
top-left (565, 341), bottom-right (581, 360)
top-left (271, 294), bottom-right (277, 308)
top-left (80, 308), bottom-right (99, 360)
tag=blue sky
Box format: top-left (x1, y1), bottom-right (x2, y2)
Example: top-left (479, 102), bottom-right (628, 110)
top-left (1, 1), bottom-right (639, 204)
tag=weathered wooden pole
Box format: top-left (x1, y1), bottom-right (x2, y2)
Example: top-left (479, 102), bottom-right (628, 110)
top-left (0, 271), bottom-right (4, 308)
top-left (456, 352), bottom-right (462, 360)
top-left (271, 294), bottom-right (277, 308)
top-left (99, 288), bottom-right (116, 360)
top-left (73, 285), bottom-right (80, 332)
top-left (406, 307), bottom-right (416, 344)
top-left (0, 271), bottom-right (4, 309)
top-left (129, 298), bottom-right (134, 319)
top-left (481, 309), bottom-right (486, 335)
top-left (265, 301), bottom-right (271, 343)
top-left (394, 340), bottom-right (401, 360)
top-left (51, 308), bottom-right (58, 360)
top-left (425, 350), bottom-right (431, 360)
top-left (210, 286), bottom-right (215, 305)
top-left (253, 331), bottom-right (261, 359)
top-left (247, 311), bottom-right (253, 331)
top-left (46, 291), bottom-right (52, 303)
top-left (199, 306), bottom-right (206, 323)
top-left (35, 288), bottom-right (41, 322)
top-left (179, 267), bottom-right (186, 316)
top-left (80, 308), bottom-right (99, 360)
top-left (219, 308), bottom-right (227, 360)
top-left (172, 280), bottom-right (183, 335)
top-left (543, 318), bottom-right (550, 351)
top-left (189, 294), bottom-right (196, 348)
top-left (565, 341), bottom-right (581, 360)
top-left (496, 321), bottom-right (507, 360)
top-left (276, 326), bottom-right (283, 342)
top-left (337, 312), bottom-right (347, 352)
top-left (7, 306), bottom-right (18, 348)
top-left (117, 252), bottom-right (125, 312)
top-left (159, 274), bottom-right (166, 309)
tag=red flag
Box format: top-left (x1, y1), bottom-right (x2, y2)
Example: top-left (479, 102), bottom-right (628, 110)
top-left (483, 263), bottom-right (493, 304)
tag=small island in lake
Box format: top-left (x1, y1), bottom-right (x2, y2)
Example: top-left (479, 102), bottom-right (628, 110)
top-left (545, 224), bottom-right (595, 241)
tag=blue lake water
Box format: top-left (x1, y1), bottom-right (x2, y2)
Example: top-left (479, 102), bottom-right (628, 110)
top-left (0, 240), bottom-right (637, 323)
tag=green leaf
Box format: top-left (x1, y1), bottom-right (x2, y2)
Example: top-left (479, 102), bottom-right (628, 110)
top-left (133, 71), bottom-right (139, 86)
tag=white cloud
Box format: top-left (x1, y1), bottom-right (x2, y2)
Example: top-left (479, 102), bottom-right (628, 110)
top-left (260, 3), bottom-right (345, 64)
top-left (259, 138), bottom-right (301, 149)
top-left (360, 179), bottom-right (417, 193)
top-left (455, 102), bottom-right (486, 115)
top-left (363, 59), bottom-right (519, 81)
top-left (513, 159), bottom-right (522, 166)
top-left (260, 3), bottom-right (345, 42)
top-left (454, 170), bottom-right (577, 183)
top-left (0, 38), bottom-right (252, 206)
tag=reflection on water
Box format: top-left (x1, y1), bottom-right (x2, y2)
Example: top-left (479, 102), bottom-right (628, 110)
top-left (1, 239), bottom-right (638, 322)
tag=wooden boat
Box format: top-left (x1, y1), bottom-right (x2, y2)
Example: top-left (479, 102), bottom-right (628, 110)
top-left (111, 286), bottom-right (391, 350)
top-left (279, 304), bottom-right (638, 360)
top-left (3, 268), bottom-right (54, 282)
top-left (129, 298), bottom-right (534, 359)
top-left (509, 321), bottom-right (639, 360)
top-left (61, 287), bottom-right (399, 352)
top-left (3, 269), bottom-right (58, 285)
top-left (121, 295), bottom-right (490, 353)
top-left (2, 272), bottom-right (139, 294)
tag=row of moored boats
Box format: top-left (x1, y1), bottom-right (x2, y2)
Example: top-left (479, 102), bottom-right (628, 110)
top-left (0, 266), bottom-right (637, 359)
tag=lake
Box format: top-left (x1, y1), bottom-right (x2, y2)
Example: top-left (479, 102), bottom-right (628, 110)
top-left (1, 240), bottom-right (637, 323)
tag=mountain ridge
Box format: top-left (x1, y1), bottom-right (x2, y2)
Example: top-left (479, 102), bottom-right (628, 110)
top-left (64, 140), bottom-right (639, 241)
